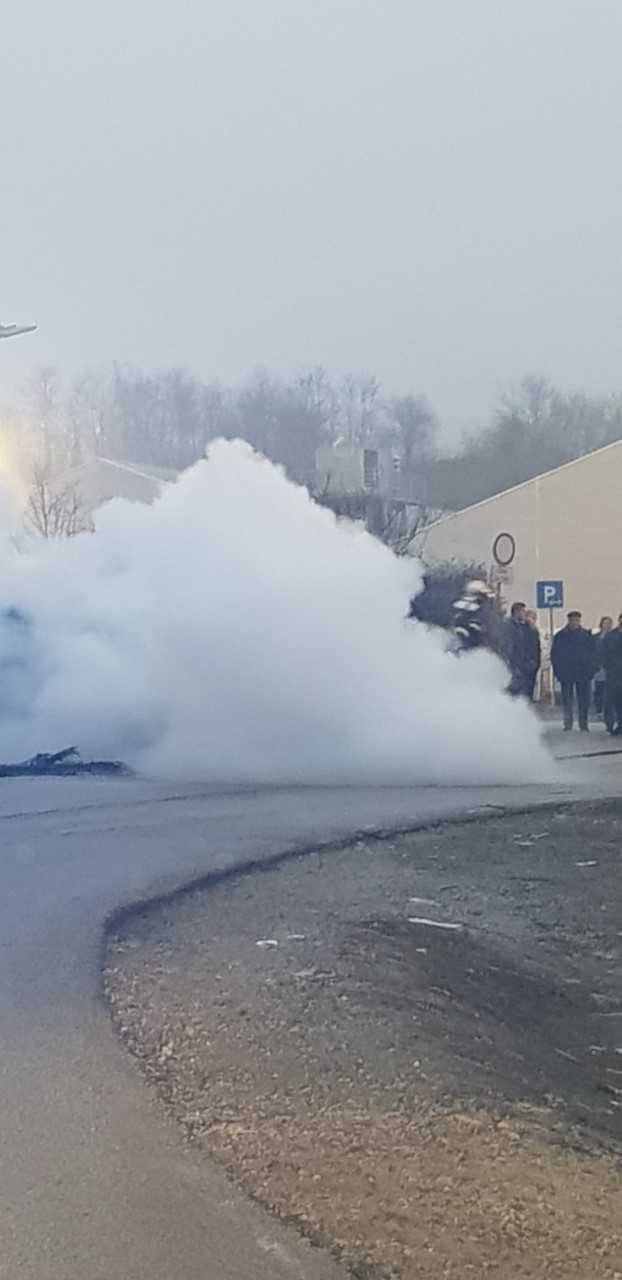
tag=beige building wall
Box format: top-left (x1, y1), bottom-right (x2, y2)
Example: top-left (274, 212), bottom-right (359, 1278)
top-left (418, 439), bottom-right (622, 630)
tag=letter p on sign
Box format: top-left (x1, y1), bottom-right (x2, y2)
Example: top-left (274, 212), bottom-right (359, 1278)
top-left (536, 580), bottom-right (564, 609)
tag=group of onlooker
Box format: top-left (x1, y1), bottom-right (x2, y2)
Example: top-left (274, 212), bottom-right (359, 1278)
top-left (507, 602), bottom-right (622, 733)
top-left (450, 586), bottom-right (622, 733)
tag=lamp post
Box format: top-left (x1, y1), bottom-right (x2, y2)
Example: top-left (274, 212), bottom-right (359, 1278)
top-left (0, 323), bottom-right (37, 340)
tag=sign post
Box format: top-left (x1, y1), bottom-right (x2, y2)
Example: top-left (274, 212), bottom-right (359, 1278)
top-left (536, 581), bottom-right (564, 705)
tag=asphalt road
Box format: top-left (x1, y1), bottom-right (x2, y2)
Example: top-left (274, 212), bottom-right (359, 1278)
top-left (1, 731), bottom-right (621, 1280)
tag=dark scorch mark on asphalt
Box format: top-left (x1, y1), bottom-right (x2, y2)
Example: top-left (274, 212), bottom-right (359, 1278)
top-left (341, 914), bottom-right (622, 1139)
top-left (105, 800), bottom-right (622, 1150)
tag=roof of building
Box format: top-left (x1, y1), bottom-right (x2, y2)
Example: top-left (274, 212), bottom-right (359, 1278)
top-left (63, 455), bottom-right (178, 512)
top-left (95, 457), bottom-right (178, 484)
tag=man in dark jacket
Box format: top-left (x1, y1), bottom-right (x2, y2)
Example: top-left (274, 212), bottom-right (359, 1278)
top-left (602, 614), bottom-right (622, 735)
top-left (551, 611), bottom-right (596, 731)
top-left (525, 609), bottom-right (542, 700)
top-left (506, 601), bottom-right (534, 698)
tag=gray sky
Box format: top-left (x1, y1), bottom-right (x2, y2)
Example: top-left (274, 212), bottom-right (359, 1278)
top-left (2, 0), bottom-right (621, 436)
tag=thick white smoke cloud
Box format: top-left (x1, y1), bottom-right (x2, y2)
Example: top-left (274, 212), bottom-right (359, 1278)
top-left (0, 440), bottom-right (551, 784)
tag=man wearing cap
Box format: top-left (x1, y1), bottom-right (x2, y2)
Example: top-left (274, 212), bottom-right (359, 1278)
top-left (551, 611), bottom-right (596, 731)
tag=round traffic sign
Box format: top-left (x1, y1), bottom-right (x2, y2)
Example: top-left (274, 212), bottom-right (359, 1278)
top-left (492, 532), bottom-right (516, 568)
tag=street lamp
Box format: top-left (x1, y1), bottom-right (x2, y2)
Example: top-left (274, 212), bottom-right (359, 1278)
top-left (0, 323), bottom-right (37, 340)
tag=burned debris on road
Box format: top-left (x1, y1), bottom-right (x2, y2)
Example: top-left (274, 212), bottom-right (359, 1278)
top-left (0, 746), bottom-right (129, 778)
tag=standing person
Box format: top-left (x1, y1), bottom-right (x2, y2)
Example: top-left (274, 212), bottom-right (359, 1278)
top-left (593, 616), bottom-right (614, 727)
top-left (505, 601), bottom-right (531, 697)
top-left (602, 614), bottom-right (622, 735)
top-left (525, 609), bottom-right (542, 701)
top-left (551, 611), bottom-right (596, 731)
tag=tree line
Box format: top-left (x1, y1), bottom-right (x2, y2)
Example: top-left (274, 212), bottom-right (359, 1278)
top-left (419, 376), bottom-right (622, 509)
top-left (9, 364), bottom-right (437, 487)
top-left (5, 364), bottom-right (622, 523)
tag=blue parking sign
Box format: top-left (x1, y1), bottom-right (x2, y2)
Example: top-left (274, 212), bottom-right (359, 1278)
top-left (536, 580), bottom-right (564, 609)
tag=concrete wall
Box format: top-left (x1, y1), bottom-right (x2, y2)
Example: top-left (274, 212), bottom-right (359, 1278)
top-left (418, 440), bottom-right (622, 630)
top-left (316, 444), bottom-right (403, 497)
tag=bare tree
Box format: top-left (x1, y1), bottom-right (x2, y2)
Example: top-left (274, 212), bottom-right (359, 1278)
top-left (296, 366), bottom-right (338, 442)
top-left (65, 368), bottom-right (113, 465)
top-left (336, 373), bottom-right (385, 446)
top-left (20, 366), bottom-right (68, 468)
top-left (234, 372), bottom-right (322, 485)
top-left (389, 394), bottom-right (437, 466)
top-left (25, 462), bottom-right (92, 539)
top-left (315, 482), bottom-right (429, 556)
top-left (376, 500), bottom-right (430, 556)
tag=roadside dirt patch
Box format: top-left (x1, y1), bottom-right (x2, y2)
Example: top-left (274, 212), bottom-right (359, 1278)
top-left (104, 804), bottom-right (622, 1278)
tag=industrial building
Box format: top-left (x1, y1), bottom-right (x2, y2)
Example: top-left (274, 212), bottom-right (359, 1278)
top-left (418, 438), bottom-right (622, 630)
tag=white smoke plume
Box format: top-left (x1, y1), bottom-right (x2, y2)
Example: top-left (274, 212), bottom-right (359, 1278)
top-left (0, 440), bottom-right (551, 784)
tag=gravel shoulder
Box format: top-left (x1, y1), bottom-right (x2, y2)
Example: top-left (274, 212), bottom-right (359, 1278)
top-left (104, 801), bottom-right (622, 1279)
